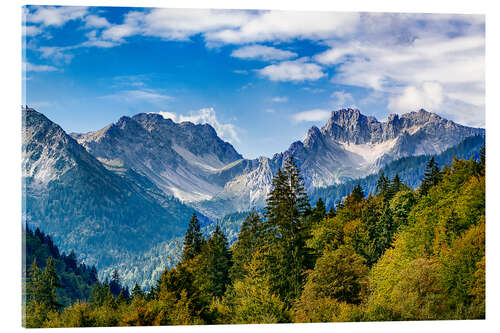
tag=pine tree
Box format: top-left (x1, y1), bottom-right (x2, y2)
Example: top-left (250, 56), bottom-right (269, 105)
top-left (386, 173), bottom-right (402, 199)
top-left (311, 198), bottom-right (326, 224)
top-left (351, 184), bottom-right (365, 203)
top-left (327, 206), bottom-right (337, 218)
top-left (26, 258), bottom-right (42, 305)
top-left (230, 211), bottom-right (265, 281)
top-left (376, 172), bottom-right (389, 196)
top-left (263, 155), bottom-right (313, 305)
top-left (182, 213), bottom-right (205, 261)
top-left (109, 270), bottom-right (122, 297)
top-left (38, 257), bottom-right (62, 311)
top-left (131, 283), bottom-right (143, 299)
top-left (419, 157), bottom-right (441, 196)
top-left (198, 225), bottom-right (232, 299)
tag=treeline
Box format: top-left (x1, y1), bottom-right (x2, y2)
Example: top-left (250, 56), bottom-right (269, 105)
top-left (310, 134), bottom-right (485, 209)
top-left (23, 148), bottom-right (485, 326)
top-left (23, 226), bottom-right (99, 307)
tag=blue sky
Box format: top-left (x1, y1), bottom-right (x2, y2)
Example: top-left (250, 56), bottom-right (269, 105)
top-left (22, 6), bottom-right (485, 159)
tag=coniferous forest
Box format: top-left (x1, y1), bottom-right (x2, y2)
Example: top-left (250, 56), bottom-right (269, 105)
top-left (22, 150), bottom-right (485, 327)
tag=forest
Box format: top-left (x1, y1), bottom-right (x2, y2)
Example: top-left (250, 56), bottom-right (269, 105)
top-left (22, 148), bottom-right (485, 327)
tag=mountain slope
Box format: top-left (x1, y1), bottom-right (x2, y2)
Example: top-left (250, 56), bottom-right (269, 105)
top-left (196, 109), bottom-right (484, 217)
top-left (23, 225), bottom-right (99, 306)
top-left (22, 108), bottom-right (200, 280)
top-left (73, 113), bottom-right (243, 202)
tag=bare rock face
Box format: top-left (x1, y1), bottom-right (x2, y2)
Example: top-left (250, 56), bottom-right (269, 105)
top-left (68, 108), bottom-right (483, 217)
top-left (74, 113), bottom-right (243, 202)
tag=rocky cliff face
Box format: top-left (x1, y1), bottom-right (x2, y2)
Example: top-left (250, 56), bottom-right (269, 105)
top-left (73, 113), bottom-right (243, 202)
top-left (270, 108), bottom-right (485, 189)
top-left (70, 108), bottom-right (483, 218)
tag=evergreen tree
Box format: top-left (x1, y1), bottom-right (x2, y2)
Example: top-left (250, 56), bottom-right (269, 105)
top-left (376, 172), bottom-right (389, 196)
top-left (263, 155), bottom-right (313, 305)
top-left (131, 283), bottom-right (143, 299)
top-left (109, 270), bottom-right (122, 297)
top-left (182, 213), bottom-right (205, 261)
top-left (351, 184), bottom-right (365, 203)
top-left (311, 198), bottom-right (326, 224)
top-left (26, 258), bottom-right (42, 305)
top-left (198, 225), bottom-right (232, 299)
top-left (38, 258), bottom-right (62, 311)
top-left (327, 206), bottom-right (337, 218)
top-left (419, 157), bottom-right (441, 196)
top-left (386, 173), bottom-right (402, 199)
top-left (230, 211), bottom-right (265, 281)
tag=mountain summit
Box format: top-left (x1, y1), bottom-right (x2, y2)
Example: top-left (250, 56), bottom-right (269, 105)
top-left (73, 113), bottom-right (243, 202)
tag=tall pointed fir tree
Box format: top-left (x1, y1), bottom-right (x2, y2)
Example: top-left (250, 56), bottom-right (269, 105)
top-left (376, 172), bottom-right (390, 197)
top-left (263, 155), bottom-right (313, 305)
top-left (198, 224), bottom-right (232, 299)
top-left (230, 210), bottom-right (265, 281)
top-left (182, 212), bottom-right (205, 261)
top-left (38, 257), bottom-right (62, 311)
top-left (419, 157), bottom-right (441, 196)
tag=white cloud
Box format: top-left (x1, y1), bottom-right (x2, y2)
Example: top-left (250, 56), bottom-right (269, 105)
top-left (101, 89), bottom-right (172, 106)
top-left (331, 90), bottom-right (355, 109)
top-left (24, 62), bottom-right (58, 72)
top-left (84, 14), bottom-right (111, 28)
top-left (23, 25), bottom-right (42, 36)
top-left (388, 82), bottom-right (444, 113)
top-left (315, 30), bottom-right (485, 121)
top-left (28, 6), bottom-right (88, 27)
top-left (292, 109), bottom-right (331, 123)
top-left (271, 96), bottom-right (288, 103)
top-left (205, 11), bottom-right (360, 44)
top-left (158, 108), bottom-right (240, 143)
top-left (231, 45), bottom-right (297, 61)
top-left (258, 58), bottom-right (325, 82)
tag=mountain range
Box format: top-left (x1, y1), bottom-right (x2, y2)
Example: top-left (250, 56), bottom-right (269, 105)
top-left (22, 106), bottom-right (484, 287)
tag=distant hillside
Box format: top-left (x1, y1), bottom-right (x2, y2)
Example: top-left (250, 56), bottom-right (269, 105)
top-left (23, 225), bottom-right (99, 307)
top-left (310, 135), bottom-right (485, 209)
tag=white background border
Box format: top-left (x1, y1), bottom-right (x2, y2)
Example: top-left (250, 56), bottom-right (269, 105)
top-left (1, 0), bottom-right (498, 332)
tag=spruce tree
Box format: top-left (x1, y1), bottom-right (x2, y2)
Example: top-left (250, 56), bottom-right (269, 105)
top-left (38, 257), bottom-right (62, 311)
top-left (311, 198), bottom-right (326, 224)
top-left (131, 283), bottom-right (143, 299)
top-left (182, 213), bottom-right (205, 261)
top-left (376, 172), bottom-right (389, 196)
top-left (230, 211), bottom-right (265, 281)
top-left (109, 269), bottom-right (122, 297)
top-left (419, 157), bottom-right (441, 196)
top-left (351, 184), bottom-right (365, 203)
top-left (263, 155), bottom-right (313, 305)
top-left (198, 225), bottom-right (232, 299)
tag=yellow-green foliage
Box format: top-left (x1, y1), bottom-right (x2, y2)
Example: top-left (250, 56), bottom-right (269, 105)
top-left (23, 155), bottom-right (485, 327)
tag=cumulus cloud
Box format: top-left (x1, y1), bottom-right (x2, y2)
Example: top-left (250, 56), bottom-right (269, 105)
top-left (205, 11), bottom-right (360, 44)
top-left (315, 24), bottom-right (485, 122)
top-left (292, 109), bottom-right (331, 123)
top-left (258, 58), bottom-right (325, 82)
top-left (28, 6), bottom-right (88, 27)
top-left (231, 45), bottom-right (297, 61)
top-left (84, 14), bottom-right (111, 28)
top-left (158, 108), bottom-right (240, 143)
top-left (388, 82), bottom-right (444, 113)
